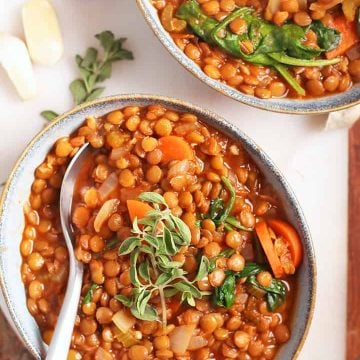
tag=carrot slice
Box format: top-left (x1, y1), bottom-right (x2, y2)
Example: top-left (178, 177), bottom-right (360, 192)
top-left (158, 136), bottom-right (194, 163)
top-left (126, 200), bottom-right (153, 222)
top-left (267, 219), bottom-right (303, 268)
top-left (255, 221), bottom-right (285, 279)
top-left (326, 17), bottom-right (359, 59)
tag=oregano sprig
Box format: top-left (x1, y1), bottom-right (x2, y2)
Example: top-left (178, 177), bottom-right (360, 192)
top-left (115, 192), bottom-right (210, 328)
top-left (41, 31), bottom-right (133, 121)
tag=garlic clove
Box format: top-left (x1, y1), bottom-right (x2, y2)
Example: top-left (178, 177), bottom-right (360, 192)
top-left (22, 0), bottom-right (64, 66)
top-left (0, 33), bottom-right (37, 100)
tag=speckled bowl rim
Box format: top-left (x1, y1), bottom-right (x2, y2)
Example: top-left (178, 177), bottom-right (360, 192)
top-left (136, 0), bottom-right (360, 114)
top-left (0, 94), bottom-right (316, 359)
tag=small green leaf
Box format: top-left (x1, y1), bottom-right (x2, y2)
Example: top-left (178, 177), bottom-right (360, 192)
top-left (40, 110), bottom-right (59, 121)
top-left (138, 192), bottom-right (167, 206)
top-left (118, 237), bottom-right (140, 255)
top-left (130, 304), bottom-right (158, 321)
top-left (169, 214), bottom-right (191, 245)
top-left (132, 217), bottom-right (141, 234)
top-left (114, 294), bottom-right (133, 307)
top-left (138, 290), bottom-right (152, 315)
top-left (95, 31), bottom-right (115, 52)
top-left (130, 249), bottom-right (141, 286)
top-left (164, 288), bottom-right (179, 297)
top-left (138, 260), bottom-right (150, 281)
top-left (155, 272), bottom-right (173, 286)
top-left (82, 283), bottom-right (98, 305)
top-left (82, 47), bottom-right (98, 69)
top-left (182, 292), bottom-right (196, 306)
top-left (79, 67), bottom-right (91, 81)
top-left (144, 234), bottom-right (160, 249)
top-left (97, 61), bottom-right (112, 82)
top-left (85, 87), bottom-right (104, 102)
top-left (164, 227), bottom-right (178, 256)
top-left (75, 55), bottom-right (83, 66)
top-left (174, 281), bottom-right (202, 298)
top-left (194, 256), bottom-right (210, 282)
top-left (69, 79), bottom-right (87, 105)
top-left (111, 48), bottom-right (134, 60)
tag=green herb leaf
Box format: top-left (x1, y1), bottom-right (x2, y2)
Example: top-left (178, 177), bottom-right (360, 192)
top-left (169, 214), bottom-right (191, 245)
top-left (85, 87), bottom-right (105, 102)
top-left (95, 31), bottom-right (115, 52)
top-left (164, 288), bottom-right (179, 297)
top-left (82, 283), bottom-right (99, 305)
top-left (129, 249), bottom-right (141, 286)
top-left (130, 304), bottom-right (158, 321)
top-left (138, 260), bottom-right (150, 281)
top-left (118, 237), bottom-right (140, 255)
top-left (41, 31), bottom-right (133, 117)
top-left (144, 234), bottom-right (160, 249)
top-left (41, 110), bottom-right (59, 121)
top-left (138, 192), bottom-right (167, 206)
top-left (208, 248), bottom-right (235, 273)
top-left (69, 79), bottom-right (87, 105)
top-left (163, 227), bottom-right (178, 255)
top-left (114, 294), bottom-right (133, 307)
top-left (194, 256), bottom-right (210, 282)
top-left (174, 281), bottom-right (202, 298)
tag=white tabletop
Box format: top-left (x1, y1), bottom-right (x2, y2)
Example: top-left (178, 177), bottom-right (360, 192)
top-left (0, 1), bottom-right (349, 359)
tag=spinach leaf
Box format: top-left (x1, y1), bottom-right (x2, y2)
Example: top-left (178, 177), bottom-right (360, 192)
top-left (207, 198), bottom-right (225, 221)
top-left (309, 20), bottom-right (341, 51)
top-left (177, 0), bottom-right (341, 95)
top-left (247, 275), bottom-right (287, 311)
top-left (212, 263), bottom-right (287, 311)
top-left (213, 271), bottom-right (236, 308)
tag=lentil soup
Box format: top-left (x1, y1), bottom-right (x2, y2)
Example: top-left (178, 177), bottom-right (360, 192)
top-left (21, 104), bottom-right (303, 359)
top-left (153, 0), bottom-right (360, 99)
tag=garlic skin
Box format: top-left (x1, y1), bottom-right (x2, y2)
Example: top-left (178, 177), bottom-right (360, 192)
top-left (22, 0), bottom-right (64, 66)
top-left (0, 33), bottom-right (37, 100)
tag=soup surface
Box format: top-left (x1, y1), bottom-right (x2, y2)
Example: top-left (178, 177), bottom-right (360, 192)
top-left (20, 104), bottom-right (303, 359)
top-left (153, 0), bottom-right (360, 99)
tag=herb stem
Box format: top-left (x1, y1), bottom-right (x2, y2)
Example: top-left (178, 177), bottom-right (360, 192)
top-left (159, 286), bottom-right (167, 331)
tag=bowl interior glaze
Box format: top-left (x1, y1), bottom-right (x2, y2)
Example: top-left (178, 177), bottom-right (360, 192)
top-left (0, 95), bottom-right (316, 359)
top-left (136, 0), bottom-right (360, 114)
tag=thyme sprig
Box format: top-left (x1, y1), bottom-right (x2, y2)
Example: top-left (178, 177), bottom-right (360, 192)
top-left (115, 192), bottom-right (210, 328)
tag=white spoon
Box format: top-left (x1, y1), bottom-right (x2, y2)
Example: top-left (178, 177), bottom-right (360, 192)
top-left (46, 143), bottom-right (91, 360)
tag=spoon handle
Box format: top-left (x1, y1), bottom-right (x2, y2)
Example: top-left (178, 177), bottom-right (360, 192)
top-left (46, 257), bottom-right (83, 360)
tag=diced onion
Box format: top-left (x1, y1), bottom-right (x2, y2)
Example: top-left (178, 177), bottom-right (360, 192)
top-left (98, 173), bottom-right (118, 201)
top-left (0, 33), bottom-right (37, 100)
top-left (114, 330), bottom-right (139, 347)
top-left (22, 0), bottom-right (64, 65)
top-left (93, 198), bottom-right (119, 232)
top-left (169, 324), bottom-right (196, 354)
top-left (94, 347), bottom-right (113, 360)
top-left (112, 310), bottom-right (136, 333)
top-left (187, 336), bottom-right (208, 351)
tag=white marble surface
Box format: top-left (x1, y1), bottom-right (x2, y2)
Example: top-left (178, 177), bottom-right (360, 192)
top-left (0, 1), bottom-right (350, 359)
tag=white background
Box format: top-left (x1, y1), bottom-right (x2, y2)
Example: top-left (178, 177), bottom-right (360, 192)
top-left (0, 1), bottom-right (349, 359)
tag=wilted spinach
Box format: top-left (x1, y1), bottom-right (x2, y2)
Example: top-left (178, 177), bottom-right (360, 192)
top-left (213, 263), bottom-right (287, 311)
top-left (177, 0), bottom-right (341, 95)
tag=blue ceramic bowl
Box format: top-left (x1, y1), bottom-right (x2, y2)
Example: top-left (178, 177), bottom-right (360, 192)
top-left (136, 0), bottom-right (360, 114)
top-left (0, 95), bottom-right (316, 359)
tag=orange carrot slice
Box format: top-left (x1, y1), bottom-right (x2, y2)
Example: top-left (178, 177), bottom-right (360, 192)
top-left (267, 219), bottom-right (303, 268)
top-left (126, 200), bottom-right (153, 222)
top-left (158, 136), bottom-right (194, 163)
top-left (255, 221), bottom-right (285, 279)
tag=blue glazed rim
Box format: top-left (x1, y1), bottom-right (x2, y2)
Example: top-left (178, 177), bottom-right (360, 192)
top-left (136, 0), bottom-right (360, 114)
top-left (0, 94), bottom-right (316, 359)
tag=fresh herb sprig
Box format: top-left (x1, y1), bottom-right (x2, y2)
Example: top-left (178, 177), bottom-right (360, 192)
top-left (115, 192), bottom-right (210, 328)
top-left (213, 263), bottom-right (287, 311)
top-left (41, 31), bottom-right (133, 121)
top-left (202, 176), bottom-right (252, 232)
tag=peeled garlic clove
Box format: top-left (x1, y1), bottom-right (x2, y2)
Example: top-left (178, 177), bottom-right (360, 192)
top-left (22, 0), bottom-right (64, 65)
top-left (0, 33), bottom-right (37, 100)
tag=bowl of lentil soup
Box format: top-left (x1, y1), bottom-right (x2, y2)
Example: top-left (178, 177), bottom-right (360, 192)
top-left (0, 95), bottom-right (315, 359)
top-left (137, 0), bottom-right (360, 113)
